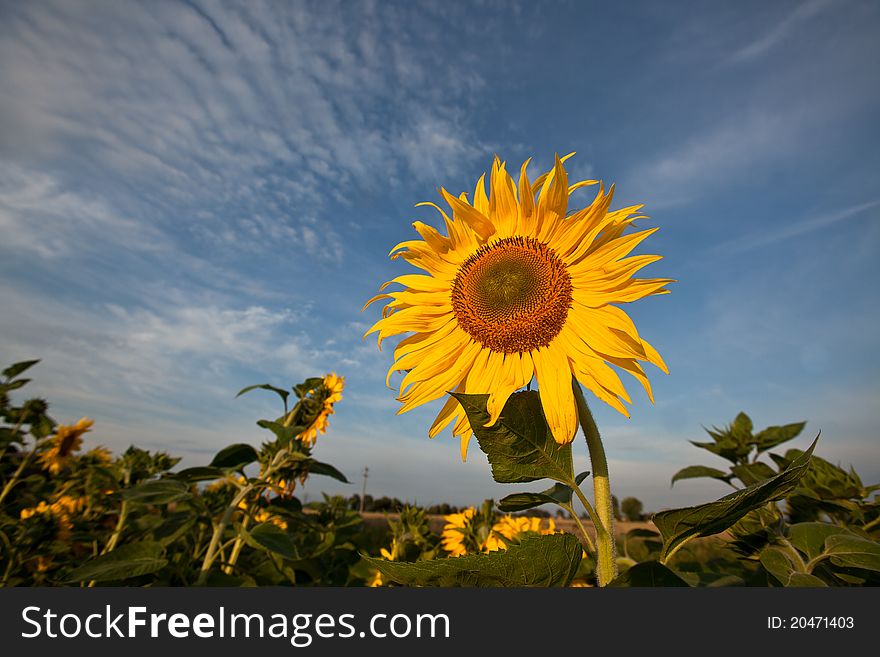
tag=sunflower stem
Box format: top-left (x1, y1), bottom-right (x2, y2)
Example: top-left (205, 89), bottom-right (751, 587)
top-left (573, 381), bottom-right (617, 586)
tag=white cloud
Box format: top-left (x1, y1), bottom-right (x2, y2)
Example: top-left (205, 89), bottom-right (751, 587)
top-left (625, 110), bottom-right (804, 208)
top-left (710, 200), bottom-right (880, 254)
top-left (728, 0), bottom-right (833, 64)
top-left (0, 0), bottom-right (491, 260)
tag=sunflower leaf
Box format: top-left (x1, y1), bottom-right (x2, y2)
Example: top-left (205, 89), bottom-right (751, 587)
top-left (365, 533), bottom-right (582, 587)
top-left (451, 391), bottom-right (574, 484)
top-left (607, 561), bottom-right (690, 587)
top-left (209, 443), bottom-right (259, 470)
top-left (670, 465), bottom-right (732, 486)
top-left (498, 472), bottom-right (589, 512)
top-left (122, 478), bottom-right (192, 505)
top-left (653, 435), bottom-right (819, 561)
top-left (64, 541), bottom-right (167, 583)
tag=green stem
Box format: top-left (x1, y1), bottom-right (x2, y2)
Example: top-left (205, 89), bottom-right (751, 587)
top-left (197, 449), bottom-right (288, 585)
top-left (197, 482), bottom-right (253, 585)
top-left (573, 381), bottom-right (617, 586)
top-left (863, 515), bottom-right (880, 532)
top-left (559, 502), bottom-right (596, 555)
top-left (224, 509), bottom-right (252, 575)
top-left (0, 446), bottom-right (37, 507)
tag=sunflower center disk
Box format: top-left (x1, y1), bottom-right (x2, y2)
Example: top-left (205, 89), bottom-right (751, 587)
top-left (451, 236), bottom-right (573, 353)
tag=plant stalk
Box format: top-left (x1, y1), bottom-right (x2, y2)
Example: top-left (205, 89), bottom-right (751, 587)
top-left (573, 381), bottom-right (618, 586)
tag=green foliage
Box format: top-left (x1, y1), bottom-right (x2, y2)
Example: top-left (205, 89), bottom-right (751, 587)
top-left (365, 533), bottom-right (583, 587)
top-left (666, 411), bottom-right (879, 587)
top-left (607, 561), bottom-right (690, 587)
top-left (65, 541), bottom-right (168, 583)
top-left (498, 472), bottom-right (589, 512)
top-left (451, 391), bottom-right (574, 484)
top-left (654, 438), bottom-right (818, 561)
top-left (620, 496), bottom-right (644, 522)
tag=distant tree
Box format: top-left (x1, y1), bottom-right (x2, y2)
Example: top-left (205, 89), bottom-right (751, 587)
top-left (611, 495), bottom-right (621, 521)
top-left (620, 497), bottom-right (644, 522)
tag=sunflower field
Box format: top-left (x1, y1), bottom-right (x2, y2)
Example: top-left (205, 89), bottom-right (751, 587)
top-left (2, 156), bottom-right (879, 588)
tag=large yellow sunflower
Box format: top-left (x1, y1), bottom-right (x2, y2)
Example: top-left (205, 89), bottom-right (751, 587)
top-left (365, 154), bottom-right (671, 459)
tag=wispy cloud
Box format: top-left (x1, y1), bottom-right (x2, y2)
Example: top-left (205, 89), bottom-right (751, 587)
top-left (0, 1), bottom-right (492, 259)
top-left (711, 200), bottom-right (880, 254)
top-left (728, 0), bottom-right (833, 64)
top-left (625, 111), bottom-right (804, 208)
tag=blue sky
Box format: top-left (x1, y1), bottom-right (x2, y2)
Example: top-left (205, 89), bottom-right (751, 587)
top-left (1, 0), bottom-right (878, 511)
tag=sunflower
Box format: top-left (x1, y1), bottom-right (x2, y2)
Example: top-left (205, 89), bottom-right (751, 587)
top-left (297, 373), bottom-right (345, 447)
top-left (440, 508), bottom-right (479, 557)
top-left (38, 417), bottom-right (94, 474)
top-left (484, 515), bottom-right (558, 552)
top-left (365, 155), bottom-right (671, 458)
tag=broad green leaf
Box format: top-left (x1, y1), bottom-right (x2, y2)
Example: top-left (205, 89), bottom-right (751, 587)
top-left (730, 462), bottom-right (777, 486)
top-left (307, 459), bottom-right (350, 483)
top-left (753, 422), bottom-right (806, 453)
top-left (3, 359), bottom-right (40, 379)
top-left (172, 466), bottom-right (227, 482)
top-left (244, 523), bottom-right (299, 559)
top-left (122, 479), bottom-right (191, 505)
top-left (824, 534), bottom-right (880, 572)
top-left (760, 547), bottom-right (797, 585)
top-left (451, 391), bottom-right (573, 484)
top-left (498, 472), bottom-right (589, 512)
top-left (366, 533), bottom-right (582, 587)
top-left (788, 522), bottom-right (855, 561)
top-left (235, 383), bottom-right (290, 409)
top-left (787, 573), bottom-right (827, 587)
top-left (653, 436), bottom-right (818, 561)
top-left (671, 465), bottom-right (731, 486)
top-left (209, 443), bottom-right (259, 470)
top-left (256, 419), bottom-right (302, 444)
top-left (152, 512), bottom-right (197, 546)
top-left (65, 541), bottom-right (167, 582)
top-left (607, 561), bottom-right (690, 587)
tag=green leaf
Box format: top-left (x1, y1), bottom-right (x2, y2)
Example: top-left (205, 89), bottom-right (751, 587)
top-left (152, 512), bottom-right (197, 546)
top-left (256, 420), bottom-right (301, 444)
top-left (730, 462), bottom-right (777, 486)
top-left (760, 547), bottom-right (797, 585)
top-left (244, 523), bottom-right (299, 559)
top-left (451, 391), bottom-right (574, 484)
top-left (236, 384), bottom-right (290, 408)
top-left (3, 360), bottom-right (40, 380)
top-left (366, 533), bottom-right (583, 587)
top-left (498, 472), bottom-right (589, 512)
top-left (209, 443), bottom-right (259, 470)
top-left (753, 422), bottom-right (806, 453)
top-left (122, 479), bottom-right (191, 505)
top-left (732, 412), bottom-right (753, 435)
top-left (307, 459), bottom-right (350, 483)
top-left (607, 561), bottom-right (690, 587)
top-left (788, 522), bottom-right (855, 561)
top-left (824, 534), bottom-right (880, 572)
top-left (65, 541), bottom-right (167, 582)
top-left (653, 436), bottom-right (818, 561)
top-left (172, 466), bottom-right (227, 482)
top-left (671, 465), bottom-right (731, 486)
top-left (787, 573), bottom-right (827, 587)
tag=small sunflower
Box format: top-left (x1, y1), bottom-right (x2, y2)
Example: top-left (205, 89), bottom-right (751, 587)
top-left (38, 417), bottom-right (94, 474)
top-left (365, 155), bottom-right (671, 458)
top-left (440, 508), bottom-right (478, 557)
top-left (484, 515), bottom-right (557, 552)
top-left (297, 373), bottom-right (345, 447)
